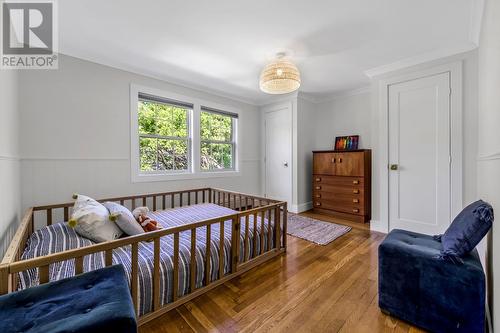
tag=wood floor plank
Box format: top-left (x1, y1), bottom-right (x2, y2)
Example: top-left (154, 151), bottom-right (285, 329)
top-left (139, 212), bottom-right (425, 333)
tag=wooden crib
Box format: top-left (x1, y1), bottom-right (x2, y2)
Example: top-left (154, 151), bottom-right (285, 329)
top-left (0, 188), bottom-right (287, 326)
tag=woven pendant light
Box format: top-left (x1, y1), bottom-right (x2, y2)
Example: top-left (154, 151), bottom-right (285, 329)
top-left (259, 53), bottom-right (301, 94)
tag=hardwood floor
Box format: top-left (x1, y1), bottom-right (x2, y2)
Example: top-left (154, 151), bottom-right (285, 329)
top-left (140, 212), bottom-right (425, 333)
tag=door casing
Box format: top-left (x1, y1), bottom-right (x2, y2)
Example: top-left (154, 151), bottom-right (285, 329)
top-left (375, 61), bottom-right (463, 234)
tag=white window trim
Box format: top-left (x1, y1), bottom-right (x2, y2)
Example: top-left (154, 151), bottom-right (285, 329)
top-left (130, 84), bottom-right (241, 182)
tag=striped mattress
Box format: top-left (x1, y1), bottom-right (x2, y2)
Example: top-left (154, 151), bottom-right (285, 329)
top-left (19, 203), bottom-right (276, 316)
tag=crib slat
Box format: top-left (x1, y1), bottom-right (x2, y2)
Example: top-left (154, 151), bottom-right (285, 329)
top-left (260, 211), bottom-right (265, 254)
top-left (188, 192), bottom-right (191, 206)
top-left (64, 207), bottom-right (69, 221)
top-left (171, 194), bottom-right (174, 208)
top-left (75, 256), bottom-right (84, 275)
top-left (153, 196), bottom-right (157, 211)
top-left (268, 209), bottom-right (273, 251)
top-left (275, 207), bottom-right (281, 249)
top-left (120, 199), bottom-right (124, 205)
top-left (39, 265), bottom-right (49, 284)
top-left (173, 233), bottom-right (179, 301)
top-left (253, 213), bottom-right (258, 258)
top-left (131, 243), bottom-right (138, 312)
top-left (180, 193), bottom-right (183, 207)
top-left (283, 204), bottom-right (288, 248)
top-left (153, 238), bottom-right (160, 310)
top-left (47, 209), bottom-right (52, 226)
top-left (231, 217), bottom-right (240, 273)
top-left (195, 191), bottom-right (198, 204)
top-left (244, 215), bottom-right (249, 261)
top-left (132, 199), bottom-right (136, 210)
top-left (203, 190), bottom-right (206, 203)
top-left (142, 197), bottom-right (147, 207)
top-left (219, 221), bottom-right (224, 279)
top-left (205, 226), bottom-right (211, 286)
top-left (105, 249), bottom-right (113, 266)
top-left (162, 195), bottom-right (166, 210)
top-left (190, 229), bottom-right (196, 292)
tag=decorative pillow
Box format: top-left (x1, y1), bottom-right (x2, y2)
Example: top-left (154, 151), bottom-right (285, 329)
top-left (103, 202), bottom-right (145, 236)
top-left (70, 194), bottom-right (123, 243)
top-left (435, 200), bottom-right (494, 263)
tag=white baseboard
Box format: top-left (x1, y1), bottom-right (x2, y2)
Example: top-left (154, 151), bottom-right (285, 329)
top-left (370, 220), bottom-right (388, 234)
top-left (289, 201), bottom-right (313, 214)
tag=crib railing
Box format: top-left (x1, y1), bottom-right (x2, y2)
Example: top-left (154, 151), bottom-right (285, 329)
top-left (0, 188), bottom-right (287, 326)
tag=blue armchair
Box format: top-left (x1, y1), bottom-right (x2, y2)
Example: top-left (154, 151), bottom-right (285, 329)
top-left (378, 229), bottom-right (485, 333)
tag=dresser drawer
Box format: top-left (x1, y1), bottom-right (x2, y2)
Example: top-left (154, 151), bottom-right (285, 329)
top-left (313, 199), bottom-right (364, 215)
top-left (312, 183), bottom-right (364, 195)
top-left (313, 191), bottom-right (364, 205)
top-left (313, 175), bottom-right (364, 187)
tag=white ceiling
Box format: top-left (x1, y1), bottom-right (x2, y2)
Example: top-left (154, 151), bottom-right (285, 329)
top-left (59, 0), bottom-right (479, 104)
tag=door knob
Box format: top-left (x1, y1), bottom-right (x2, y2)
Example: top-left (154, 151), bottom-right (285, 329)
top-left (283, 161), bottom-right (289, 167)
top-left (390, 164), bottom-right (398, 170)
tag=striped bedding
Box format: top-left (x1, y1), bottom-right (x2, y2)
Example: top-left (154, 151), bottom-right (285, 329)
top-left (19, 203), bottom-right (277, 316)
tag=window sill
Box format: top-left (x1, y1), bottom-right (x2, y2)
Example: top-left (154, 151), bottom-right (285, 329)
top-left (131, 170), bottom-right (241, 183)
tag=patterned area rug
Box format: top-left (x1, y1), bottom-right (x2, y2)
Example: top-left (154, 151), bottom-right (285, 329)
top-left (287, 214), bottom-right (351, 245)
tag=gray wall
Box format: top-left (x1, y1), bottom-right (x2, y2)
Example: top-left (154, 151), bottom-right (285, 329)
top-left (0, 70), bottom-right (21, 257)
top-left (477, 0), bottom-right (500, 329)
top-left (18, 55), bottom-right (262, 211)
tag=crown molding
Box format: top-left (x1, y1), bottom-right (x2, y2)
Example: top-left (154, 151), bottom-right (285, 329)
top-left (257, 91), bottom-right (299, 107)
top-left (294, 86), bottom-right (371, 104)
top-left (58, 52), bottom-right (262, 107)
top-left (364, 42), bottom-right (477, 78)
top-left (313, 86), bottom-right (371, 103)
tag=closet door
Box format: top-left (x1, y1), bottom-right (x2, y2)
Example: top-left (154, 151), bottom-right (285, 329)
top-left (264, 103), bottom-right (292, 205)
top-left (388, 72), bottom-right (451, 235)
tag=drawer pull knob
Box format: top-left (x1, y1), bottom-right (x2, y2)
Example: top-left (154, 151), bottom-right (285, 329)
top-left (316, 186), bottom-right (321, 190)
top-left (315, 178), bottom-right (321, 182)
top-left (338, 158), bottom-right (342, 163)
top-left (315, 202), bottom-right (321, 206)
top-left (352, 208), bottom-right (359, 213)
top-left (352, 180), bottom-right (359, 185)
top-left (353, 189), bottom-right (359, 194)
top-left (315, 194), bottom-right (321, 198)
top-left (353, 199), bottom-right (359, 203)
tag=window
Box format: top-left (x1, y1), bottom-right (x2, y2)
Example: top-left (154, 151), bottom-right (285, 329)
top-left (131, 85), bottom-right (240, 182)
top-left (137, 93), bottom-right (192, 173)
top-left (200, 107), bottom-right (237, 171)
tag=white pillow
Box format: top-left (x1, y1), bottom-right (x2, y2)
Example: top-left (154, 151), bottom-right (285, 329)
top-left (103, 201), bottom-right (144, 236)
top-left (71, 194), bottom-right (123, 242)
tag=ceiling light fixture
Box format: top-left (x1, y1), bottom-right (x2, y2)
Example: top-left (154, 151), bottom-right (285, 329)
top-left (259, 53), bottom-right (301, 94)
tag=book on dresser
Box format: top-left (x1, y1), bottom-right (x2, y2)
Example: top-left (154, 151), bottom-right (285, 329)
top-left (312, 149), bottom-right (371, 223)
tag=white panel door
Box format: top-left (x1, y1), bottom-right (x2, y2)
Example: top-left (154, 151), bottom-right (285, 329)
top-left (389, 72), bottom-right (451, 234)
top-left (265, 106), bottom-right (292, 205)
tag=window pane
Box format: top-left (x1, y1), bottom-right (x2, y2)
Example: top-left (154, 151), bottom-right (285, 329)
top-left (138, 101), bottom-right (158, 135)
top-left (138, 94), bottom-right (191, 174)
top-left (157, 139), bottom-right (188, 171)
top-left (140, 137), bottom-right (157, 171)
top-left (222, 144), bottom-right (233, 168)
top-left (200, 142), bottom-right (233, 170)
top-left (157, 105), bottom-right (188, 137)
top-left (200, 111), bottom-right (232, 141)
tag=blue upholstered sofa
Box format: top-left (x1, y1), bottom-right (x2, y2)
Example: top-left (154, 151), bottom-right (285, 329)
top-left (0, 264), bottom-right (137, 333)
top-left (379, 229), bottom-right (485, 333)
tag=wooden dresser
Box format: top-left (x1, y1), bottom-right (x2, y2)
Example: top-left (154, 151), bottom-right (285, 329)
top-left (312, 149), bottom-right (371, 223)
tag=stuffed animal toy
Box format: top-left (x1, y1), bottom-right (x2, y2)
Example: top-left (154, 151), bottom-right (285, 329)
top-left (132, 206), bottom-right (162, 232)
